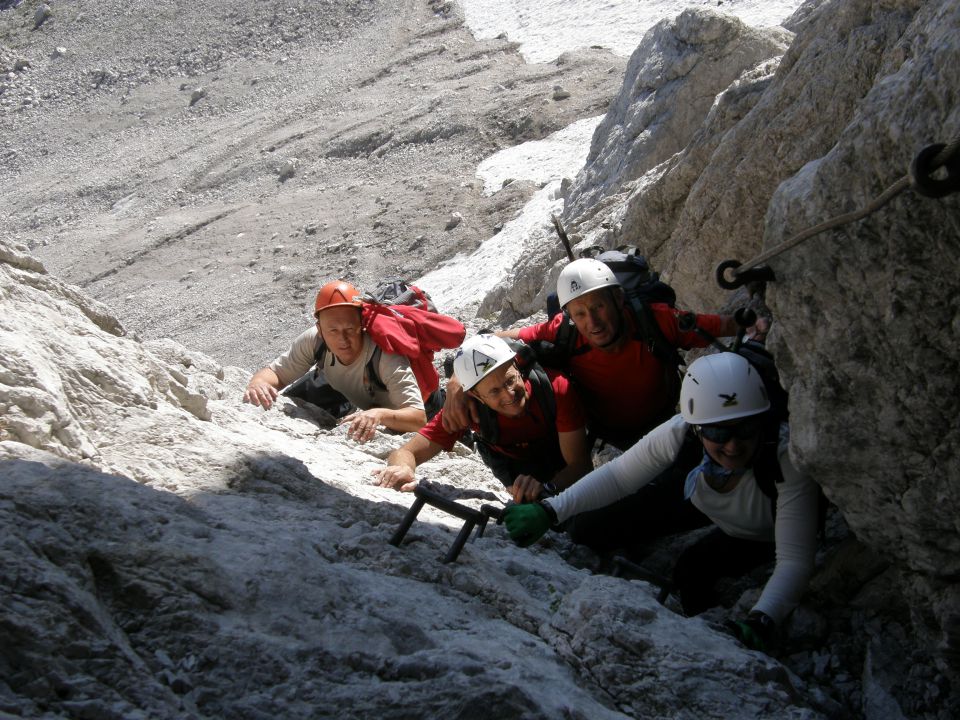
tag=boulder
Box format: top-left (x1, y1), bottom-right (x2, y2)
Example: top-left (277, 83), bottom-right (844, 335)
top-left (564, 8), bottom-right (791, 220)
top-left (764, 0), bottom-right (960, 675)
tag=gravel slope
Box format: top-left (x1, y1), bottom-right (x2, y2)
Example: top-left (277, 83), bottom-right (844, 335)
top-left (1, 0), bottom-right (624, 370)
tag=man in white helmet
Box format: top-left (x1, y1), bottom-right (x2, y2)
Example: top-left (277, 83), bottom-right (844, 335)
top-left (502, 352), bottom-right (821, 652)
top-left (443, 258), bottom-right (741, 449)
top-left (374, 335), bottom-right (592, 503)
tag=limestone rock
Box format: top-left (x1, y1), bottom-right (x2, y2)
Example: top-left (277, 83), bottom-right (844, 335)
top-left (654, 0), bottom-right (925, 310)
top-left (0, 230), bottom-right (830, 718)
top-left (763, 0), bottom-right (960, 673)
top-left (33, 4), bottom-right (51, 29)
top-left (483, 0), bottom-right (960, 689)
top-left (444, 211), bottom-right (463, 230)
top-left (278, 157), bottom-right (297, 181)
top-left (564, 8), bottom-right (791, 220)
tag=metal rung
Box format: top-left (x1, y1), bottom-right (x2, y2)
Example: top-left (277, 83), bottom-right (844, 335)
top-left (389, 485), bottom-right (503, 563)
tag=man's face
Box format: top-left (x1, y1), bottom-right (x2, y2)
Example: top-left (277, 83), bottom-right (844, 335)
top-left (316, 305), bottom-right (364, 365)
top-left (565, 288), bottom-right (622, 350)
top-left (471, 363), bottom-right (527, 418)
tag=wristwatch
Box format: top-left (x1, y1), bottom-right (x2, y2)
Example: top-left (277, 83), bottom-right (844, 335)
top-left (748, 610), bottom-right (776, 633)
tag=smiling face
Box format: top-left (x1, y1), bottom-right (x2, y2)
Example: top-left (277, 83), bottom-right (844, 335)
top-left (471, 362), bottom-right (527, 418)
top-left (699, 419), bottom-right (762, 472)
top-left (316, 305), bottom-right (364, 366)
top-left (565, 288), bottom-right (624, 351)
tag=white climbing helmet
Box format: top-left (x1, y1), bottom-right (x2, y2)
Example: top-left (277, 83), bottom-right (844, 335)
top-left (556, 258), bottom-right (620, 308)
top-left (453, 335), bottom-right (517, 391)
top-left (680, 353), bottom-right (770, 425)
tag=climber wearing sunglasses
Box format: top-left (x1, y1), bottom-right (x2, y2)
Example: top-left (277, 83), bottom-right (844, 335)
top-left (503, 352), bottom-right (822, 653)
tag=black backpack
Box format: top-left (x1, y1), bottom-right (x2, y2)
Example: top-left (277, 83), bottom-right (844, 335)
top-left (534, 248), bottom-right (683, 407)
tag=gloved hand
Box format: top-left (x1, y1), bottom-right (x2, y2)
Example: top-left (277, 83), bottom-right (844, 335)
top-left (733, 611), bottom-right (778, 652)
top-left (503, 502), bottom-right (551, 547)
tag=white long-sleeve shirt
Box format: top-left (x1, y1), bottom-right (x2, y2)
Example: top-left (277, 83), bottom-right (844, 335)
top-left (546, 414), bottom-right (819, 623)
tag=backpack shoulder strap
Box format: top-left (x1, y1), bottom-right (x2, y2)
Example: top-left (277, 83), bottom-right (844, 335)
top-left (526, 365), bottom-right (557, 430)
top-left (527, 313), bottom-right (589, 371)
top-left (476, 404), bottom-right (500, 445)
top-left (752, 426), bottom-right (784, 499)
top-left (753, 431), bottom-right (829, 540)
top-left (365, 344), bottom-right (387, 393)
top-left (627, 302), bottom-right (682, 368)
top-left (751, 425), bottom-right (785, 531)
top-left (314, 338), bottom-right (328, 367)
top-left (555, 312), bottom-right (589, 358)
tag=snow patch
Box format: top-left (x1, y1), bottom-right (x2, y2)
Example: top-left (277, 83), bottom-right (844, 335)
top-left (459, 0), bottom-right (804, 63)
top-left (419, 117), bottom-right (601, 314)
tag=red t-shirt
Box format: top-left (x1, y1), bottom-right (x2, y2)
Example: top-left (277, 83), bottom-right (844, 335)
top-left (420, 372), bottom-right (585, 461)
top-left (517, 304), bottom-right (723, 441)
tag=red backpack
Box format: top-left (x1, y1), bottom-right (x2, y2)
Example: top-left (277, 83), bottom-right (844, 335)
top-left (284, 280), bottom-right (464, 414)
top-left (313, 279), bottom-right (464, 402)
top-left (360, 283), bottom-right (465, 400)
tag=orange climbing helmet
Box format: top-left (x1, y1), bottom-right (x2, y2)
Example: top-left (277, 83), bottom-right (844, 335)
top-left (314, 280), bottom-right (361, 317)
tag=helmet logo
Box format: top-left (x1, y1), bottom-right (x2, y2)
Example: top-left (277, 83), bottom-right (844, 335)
top-left (472, 350), bottom-right (497, 376)
top-left (718, 393), bottom-right (738, 407)
top-left (569, 280), bottom-right (581, 294)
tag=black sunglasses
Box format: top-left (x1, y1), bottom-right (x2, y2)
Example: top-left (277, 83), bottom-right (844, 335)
top-left (697, 416), bottom-right (765, 444)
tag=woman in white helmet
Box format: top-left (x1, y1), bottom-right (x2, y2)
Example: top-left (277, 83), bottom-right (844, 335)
top-left (504, 352), bottom-right (821, 652)
top-left (375, 335), bottom-right (592, 503)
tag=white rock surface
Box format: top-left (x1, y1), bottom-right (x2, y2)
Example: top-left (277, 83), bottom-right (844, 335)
top-left (0, 240), bottom-right (829, 716)
top-left (4, 0), bottom-right (959, 714)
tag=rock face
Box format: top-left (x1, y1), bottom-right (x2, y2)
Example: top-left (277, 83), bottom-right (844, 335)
top-left (0, 239), bottom-right (828, 717)
top-left (762, 0), bottom-right (960, 675)
top-left (489, 8), bottom-right (795, 318)
top-left (564, 8), bottom-right (792, 220)
top-left (510, 0), bottom-right (960, 691)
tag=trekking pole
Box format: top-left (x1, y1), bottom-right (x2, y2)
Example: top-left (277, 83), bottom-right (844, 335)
top-left (677, 312), bottom-right (728, 353)
top-left (730, 308), bottom-right (757, 353)
top-left (551, 214), bottom-right (576, 262)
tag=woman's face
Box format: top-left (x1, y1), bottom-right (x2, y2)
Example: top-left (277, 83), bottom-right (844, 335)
top-left (699, 416), bottom-right (763, 472)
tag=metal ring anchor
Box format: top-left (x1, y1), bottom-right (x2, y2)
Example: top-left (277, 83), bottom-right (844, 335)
top-left (715, 260), bottom-right (777, 290)
top-left (910, 142), bottom-right (960, 199)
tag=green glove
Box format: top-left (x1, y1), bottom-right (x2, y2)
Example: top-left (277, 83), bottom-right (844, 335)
top-left (733, 611), bottom-right (777, 652)
top-left (503, 502), bottom-right (551, 547)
